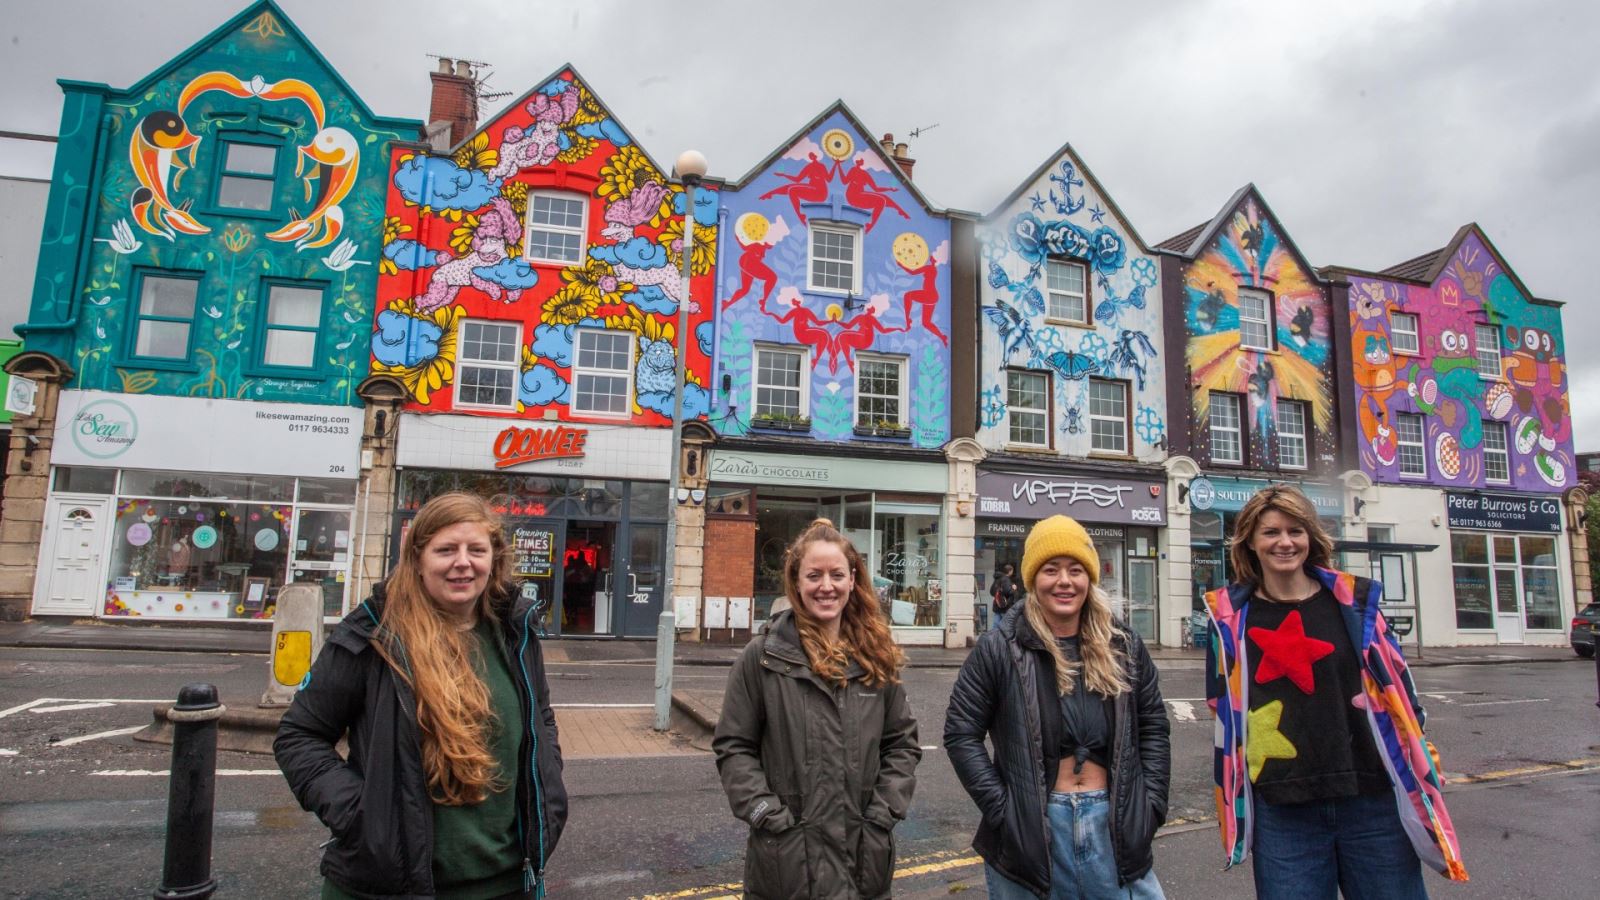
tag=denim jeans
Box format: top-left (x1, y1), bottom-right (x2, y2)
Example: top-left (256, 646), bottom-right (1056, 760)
top-left (984, 789), bottom-right (1165, 899)
top-left (1251, 791), bottom-right (1428, 900)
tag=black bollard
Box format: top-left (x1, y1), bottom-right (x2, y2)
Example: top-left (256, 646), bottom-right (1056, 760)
top-left (153, 683), bottom-right (225, 900)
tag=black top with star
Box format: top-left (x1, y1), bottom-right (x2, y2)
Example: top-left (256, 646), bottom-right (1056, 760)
top-left (1246, 586), bottom-right (1389, 805)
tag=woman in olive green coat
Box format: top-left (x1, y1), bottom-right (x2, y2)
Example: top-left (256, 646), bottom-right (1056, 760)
top-left (713, 518), bottom-right (921, 900)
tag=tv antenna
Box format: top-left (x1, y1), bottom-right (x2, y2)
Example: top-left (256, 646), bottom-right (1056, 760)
top-left (426, 54), bottom-right (512, 107)
top-left (909, 123), bottom-right (941, 139)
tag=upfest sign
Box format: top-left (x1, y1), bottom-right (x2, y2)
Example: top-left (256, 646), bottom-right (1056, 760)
top-left (976, 470), bottom-right (1167, 526)
top-left (492, 425), bottom-right (588, 469)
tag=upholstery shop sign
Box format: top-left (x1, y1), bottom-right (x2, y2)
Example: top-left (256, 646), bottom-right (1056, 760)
top-left (976, 470), bottom-right (1166, 526)
top-left (1445, 492), bottom-right (1561, 533)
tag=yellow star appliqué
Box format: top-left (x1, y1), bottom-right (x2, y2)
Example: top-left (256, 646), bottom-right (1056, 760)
top-left (1247, 700), bottom-right (1298, 781)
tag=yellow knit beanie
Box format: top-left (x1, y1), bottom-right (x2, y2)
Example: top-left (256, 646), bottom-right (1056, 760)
top-left (1021, 515), bottom-right (1100, 589)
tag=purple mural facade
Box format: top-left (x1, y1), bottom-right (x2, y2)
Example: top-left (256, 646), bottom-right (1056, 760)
top-left (1347, 230), bottom-right (1572, 492)
top-left (710, 109), bottom-right (952, 448)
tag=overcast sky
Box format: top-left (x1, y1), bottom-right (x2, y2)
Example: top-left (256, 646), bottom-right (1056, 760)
top-left (4, 0), bottom-right (1597, 448)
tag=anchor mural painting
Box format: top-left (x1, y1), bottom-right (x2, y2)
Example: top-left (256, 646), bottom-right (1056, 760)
top-left (710, 107), bottom-right (951, 448)
top-left (372, 67), bottom-right (717, 424)
top-left (1341, 225), bottom-right (1572, 491)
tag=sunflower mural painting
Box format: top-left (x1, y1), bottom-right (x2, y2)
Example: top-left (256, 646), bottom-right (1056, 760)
top-left (373, 68), bottom-right (716, 424)
top-left (711, 105), bottom-right (951, 448)
top-left (22, 1), bottom-right (417, 405)
top-left (1338, 226), bottom-right (1572, 491)
top-left (1164, 189), bottom-right (1336, 472)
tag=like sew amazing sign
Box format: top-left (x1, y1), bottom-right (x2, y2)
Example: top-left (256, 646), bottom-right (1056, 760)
top-left (976, 470), bottom-right (1167, 526)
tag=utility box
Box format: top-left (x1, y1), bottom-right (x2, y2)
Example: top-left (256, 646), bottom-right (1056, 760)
top-left (261, 583), bottom-right (326, 707)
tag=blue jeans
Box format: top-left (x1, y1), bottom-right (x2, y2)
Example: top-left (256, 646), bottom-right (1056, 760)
top-left (1251, 792), bottom-right (1428, 900)
top-left (984, 790), bottom-right (1165, 899)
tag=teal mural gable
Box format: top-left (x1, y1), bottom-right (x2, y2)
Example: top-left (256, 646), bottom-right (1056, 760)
top-left (19, 1), bottom-right (420, 405)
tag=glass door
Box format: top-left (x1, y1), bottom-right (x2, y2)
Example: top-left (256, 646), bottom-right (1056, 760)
top-left (290, 508), bottom-right (352, 617)
top-left (620, 522), bottom-right (666, 637)
top-left (1492, 536), bottom-right (1524, 643)
top-left (560, 522), bottom-right (614, 635)
top-left (1127, 558), bottom-right (1158, 642)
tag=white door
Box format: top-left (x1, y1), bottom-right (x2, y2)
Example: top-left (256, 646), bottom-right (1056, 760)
top-left (33, 495), bottom-right (113, 617)
top-left (1493, 564), bottom-right (1525, 644)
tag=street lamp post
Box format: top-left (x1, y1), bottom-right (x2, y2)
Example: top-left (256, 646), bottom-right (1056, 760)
top-left (655, 149), bottom-right (707, 731)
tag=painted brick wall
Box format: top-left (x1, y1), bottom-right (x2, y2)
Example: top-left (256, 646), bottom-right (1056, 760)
top-left (704, 517), bottom-right (755, 598)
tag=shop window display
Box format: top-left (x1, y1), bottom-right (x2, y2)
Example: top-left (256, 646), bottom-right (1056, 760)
top-left (106, 498), bottom-right (293, 619)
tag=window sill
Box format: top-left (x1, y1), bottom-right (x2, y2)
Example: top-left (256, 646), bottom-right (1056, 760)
top-left (199, 206), bottom-right (280, 222)
top-left (853, 425), bottom-right (911, 440)
top-left (116, 358), bottom-right (199, 374)
top-left (1087, 451), bottom-right (1134, 461)
top-left (244, 366), bottom-right (327, 383)
top-left (1043, 318), bottom-right (1094, 330)
top-left (1003, 443), bottom-right (1055, 455)
top-left (1210, 458), bottom-right (1245, 467)
top-left (751, 418), bottom-right (813, 434)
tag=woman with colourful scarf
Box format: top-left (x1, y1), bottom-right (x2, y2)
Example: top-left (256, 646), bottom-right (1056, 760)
top-left (1203, 484), bottom-right (1467, 898)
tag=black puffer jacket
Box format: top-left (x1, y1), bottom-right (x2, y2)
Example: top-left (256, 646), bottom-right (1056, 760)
top-left (274, 583), bottom-right (567, 898)
top-left (943, 605), bottom-right (1169, 896)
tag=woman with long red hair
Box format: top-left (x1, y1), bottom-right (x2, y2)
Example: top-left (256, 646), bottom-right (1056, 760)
top-left (276, 492), bottom-right (566, 899)
top-left (714, 518), bottom-right (921, 898)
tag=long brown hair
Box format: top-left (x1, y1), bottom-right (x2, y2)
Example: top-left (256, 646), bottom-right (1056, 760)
top-left (1022, 575), bottom-right (1129, 697)
top-left (1228, 484), bottom-right (1334, 585)
top-left (780, 518), bottom-right (906, 687)
top-left (372, 492), bottom-right (513, 805)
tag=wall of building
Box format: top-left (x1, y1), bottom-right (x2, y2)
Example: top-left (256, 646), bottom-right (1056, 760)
top-left (372, 68), bottom-right (716, 424)
top-left (0, 177), bottom-right (49, 337)
top-left (703, 516), bottom-right (755, 599)
top-left (23, 2), bottom-right (417, 404)
top-left (1352, 484), bottom-right (1454, 645)
top-left (1347, 231), bottom-right (1573, 492)
top-left (976, 149), bottom-right (1166, 457)
top-left (711, 110), bottom-right (951, 448)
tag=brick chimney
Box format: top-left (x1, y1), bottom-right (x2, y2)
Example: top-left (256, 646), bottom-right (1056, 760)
top-left (879, 132), bottom-right (916, 180)
top-left (427, 58), bottom-right (478, 151)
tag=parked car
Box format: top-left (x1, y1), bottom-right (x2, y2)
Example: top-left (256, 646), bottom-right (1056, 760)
top-left (1572, 602), bottom-right (1599, 658)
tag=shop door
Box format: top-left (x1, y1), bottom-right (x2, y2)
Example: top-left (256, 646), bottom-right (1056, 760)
top-left (289, 508), bottom-right (354, 617)
top-left (1492, 536), bottom-right (1524, 643)
top-left (620, 523), bottom-right (667, 637)
top-left (507, 519), bottom-right (563, 635)
top-left (560, 522), bottom-right (615, 636)
top-left (1127, 558), bottom-right (1158, 643)
top-left (34, 495), bottom-right (112, 616)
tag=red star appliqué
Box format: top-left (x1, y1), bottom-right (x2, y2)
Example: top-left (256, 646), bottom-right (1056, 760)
top-left (1249, 610), bottom-right (1334, 694)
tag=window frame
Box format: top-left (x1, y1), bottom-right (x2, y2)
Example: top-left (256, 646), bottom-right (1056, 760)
top-left (1087, 377), bottom-right (1131, 456)
top-left (1482, 419), bottom-right (1511, 484)
top-left (1237, 286), bottom-right (1276, 352)
top-left (1275, 399), bottom-right (1309, 470)
top-left (752, 343), bottom-right (809, 421)
top-left (1390, 312), bottom-right (1420, 356)
top-left (807, 220), bottom-right (862, 295)
top-left (1044, 256), bottom-right (1092, 325)
top-left (249, 278), bottom-right (329, 378)
top-left (1209, 391), bottom-right (1245, 465)
top-left (1005, 367), bottom-right (1053, 450)
top-left (452, 318), bottom-right (523, 412)
top-left (570, 327), bottom-right (634, 418)
top-left (1474, 324), bottom-right (1502, 379)
top-left (1395, 411), bottom-right (1427, 479)
top-left (853, 352), bottom-right (908, 428)
top-left (524, 191), bottom-right (589, 266)
top-left (124, 268), bottom-right (203, 370)
top-left (208, 131), bottom-right (284, 219)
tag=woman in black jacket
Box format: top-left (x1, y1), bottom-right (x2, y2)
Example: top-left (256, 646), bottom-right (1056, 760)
top-left (945, 515), bottom-right (1170, 899)
top-left (275, 492), bottom-right (567, 899)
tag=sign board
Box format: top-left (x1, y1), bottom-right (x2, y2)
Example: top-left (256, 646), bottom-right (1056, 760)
top-left (399, 413), bottom-right (669, 481)
top-left (51, 390), bottom-right (359, 479)
top-left (1445, 491), bottom-right (1561, 533)
top-left (976, 469), bottom-right (1166, 526)
top-left (1187, 476), bottom-right (1343, 517)
top-left (5, 375), bottom-right (37, 416)
top-left (510, 525), bottom-right (555, 577)
top-left (493, 425), bottom-right (588, 468)
top-left (1386, 615), bottom-right (1414, 638)
top-left (707, 450), bottom-right (946, 493)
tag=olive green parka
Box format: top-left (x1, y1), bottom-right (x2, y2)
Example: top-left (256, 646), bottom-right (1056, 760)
top-left (713, 611), bottom-right (921, 900)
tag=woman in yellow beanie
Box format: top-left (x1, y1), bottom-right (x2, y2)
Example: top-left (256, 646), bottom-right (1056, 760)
top-left (945, 514), bottom-right (1170, 898)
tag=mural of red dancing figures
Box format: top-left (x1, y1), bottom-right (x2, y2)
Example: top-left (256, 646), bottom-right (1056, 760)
top-left (714, 107), bottom-right (951, 447)
top-left (371, 68), bottom-right (716, 424)
top-left (1343, 226), bottom-right (1571, 490)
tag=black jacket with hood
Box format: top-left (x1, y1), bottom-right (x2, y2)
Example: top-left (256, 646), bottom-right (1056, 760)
top-left (274, 582), bottom-right (567, 899)
top-left (712, 610), bottom-right (921, 900)
top-left (943, 605), bottom-right (1170, 896)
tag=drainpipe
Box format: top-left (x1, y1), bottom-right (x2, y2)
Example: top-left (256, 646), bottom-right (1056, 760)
top-left (17, 112), bottom-right (114, 337)
top-left (710, 201), bottom-right (730, 418)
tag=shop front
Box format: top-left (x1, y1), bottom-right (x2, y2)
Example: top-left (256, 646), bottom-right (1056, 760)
top-left (704, 448), bottom-right (950, 645)
top-left (1184, 475), bottom-right (1345, 612)
top-left (1444, 491), bottom-right (1570, 646)
top-left (35, 391), bottom-right (360, 621)
top-left (974, 466), bottom-right (1167, 641)
top-left (394, 414), bottom-right (670, 638)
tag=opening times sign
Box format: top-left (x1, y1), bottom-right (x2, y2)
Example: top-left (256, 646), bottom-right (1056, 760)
top-left (1445, 492), bottom-right (1562, 533)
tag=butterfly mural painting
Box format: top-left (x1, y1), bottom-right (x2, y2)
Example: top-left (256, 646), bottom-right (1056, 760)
top-left (1040, 350), bottom-right (1099, 381)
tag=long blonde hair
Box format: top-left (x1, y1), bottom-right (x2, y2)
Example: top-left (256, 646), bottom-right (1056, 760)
top-left (1023, 576), bottom-right (1129, 697)
top-left (372, 492), bottom-right (513, 805)
top-left (781, 518), bottom-right (906, 687)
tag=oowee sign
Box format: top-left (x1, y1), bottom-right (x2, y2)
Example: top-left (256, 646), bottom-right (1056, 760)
top-left (976, 470), bottom-right (1166, 526)
top-left (1445, 491), bottom-right (1562, 533)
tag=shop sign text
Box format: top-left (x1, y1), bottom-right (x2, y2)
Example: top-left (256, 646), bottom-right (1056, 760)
top-left (1445, 492), bottom-right (1561, 533)
top-left (976, 470), bottom-right (1166, 526)
top-left (493, 425), bottom-right (588, 469)
top-left (69, 398), bottom-right (139, 460)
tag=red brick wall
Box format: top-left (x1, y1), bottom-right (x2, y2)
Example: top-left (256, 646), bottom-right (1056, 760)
top-left (704, 518), bottom-right (755, 598)
top-left (428, 71), bottom-right (476, 147)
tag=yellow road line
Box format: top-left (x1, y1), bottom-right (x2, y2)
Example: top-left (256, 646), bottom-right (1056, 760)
top-left (1451, 757), bottom-right (1600, 784)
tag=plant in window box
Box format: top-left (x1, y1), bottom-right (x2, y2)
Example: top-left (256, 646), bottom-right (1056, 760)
top-left (853, 418), bottom-right (912, 438)
top-left (751, 412), bottom-right (813, 432)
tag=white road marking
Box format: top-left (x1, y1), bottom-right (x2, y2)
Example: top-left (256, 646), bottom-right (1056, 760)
top-left (0, 699), bottom-right (49, 720)
top-left (51, 725), bottom-right (146, 747)
top-left (1169, 701), bottom-right (1197, 722)
top-left (1461, 698), bottom-right (1550, 708)
top-left (919, 745), bottom-right (943, 752)
top-left (31, 702), bottom-right (115, 714)
top-left (2, 698), bottom-right (168, 719)
top-left (91, 769), bottom-right (281, 777)
top-left (551, 703), bottom-right (653, 708)
top-left (0, 749), bottom-right (17, 757)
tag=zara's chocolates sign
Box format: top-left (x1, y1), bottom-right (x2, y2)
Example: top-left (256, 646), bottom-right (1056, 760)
top-left (976, 470), bottom-right (1167, 526)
